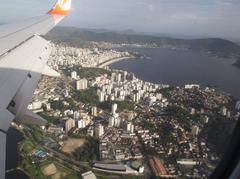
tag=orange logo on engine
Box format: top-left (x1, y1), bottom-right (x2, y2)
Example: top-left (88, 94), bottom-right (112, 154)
top-left (49, 0), bottom-right (71, 15)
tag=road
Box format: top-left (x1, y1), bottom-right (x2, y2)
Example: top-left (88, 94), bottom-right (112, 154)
top-left (43, 145), bottom-right (90, 168)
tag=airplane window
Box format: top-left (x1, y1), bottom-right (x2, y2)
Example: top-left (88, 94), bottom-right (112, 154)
top-left (1, 0), bottom-right (239, 179)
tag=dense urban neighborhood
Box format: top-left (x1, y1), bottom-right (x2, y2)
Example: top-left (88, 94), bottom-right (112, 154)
top-left (14, 43), bottom-right (240, 179)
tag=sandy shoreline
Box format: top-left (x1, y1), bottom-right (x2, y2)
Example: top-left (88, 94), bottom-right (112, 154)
top-left (97, 56), bottom-right (136, 68)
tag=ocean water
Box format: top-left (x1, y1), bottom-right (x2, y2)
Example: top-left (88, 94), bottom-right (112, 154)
top-left (6, 128), bottom-right (29, 179)
top-left (110, 48), bottom-right (240, 98)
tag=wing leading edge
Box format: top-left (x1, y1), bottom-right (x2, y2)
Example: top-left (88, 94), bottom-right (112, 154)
top-left (0, 0), bottom-right (72, 178)
top-left (0, 0), bottom-right (72, 56)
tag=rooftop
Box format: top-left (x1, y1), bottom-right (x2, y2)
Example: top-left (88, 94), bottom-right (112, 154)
top-left (81, 171), bottom-right (97, 179)
top-left (93, 163), bottom-right (126, 172)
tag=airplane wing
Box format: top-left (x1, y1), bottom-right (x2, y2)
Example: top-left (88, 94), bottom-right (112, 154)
top-left (0, 0), bottom-right (72, 178)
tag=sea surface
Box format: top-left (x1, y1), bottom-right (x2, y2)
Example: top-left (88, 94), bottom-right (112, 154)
top-left (6, 128), bottom-right (29, 179)
top-left (110, 48), bottom-right (240, 98)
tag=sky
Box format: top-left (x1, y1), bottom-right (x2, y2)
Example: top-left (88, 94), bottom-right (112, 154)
top-left (0, 0), bottom-right (240, 39)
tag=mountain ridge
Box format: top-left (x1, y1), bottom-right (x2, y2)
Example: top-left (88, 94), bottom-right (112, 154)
top-left (46, 26), bottom-right (240, 62)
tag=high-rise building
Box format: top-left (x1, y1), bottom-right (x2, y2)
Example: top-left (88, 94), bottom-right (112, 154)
top-left (126, 122), bottom-right (131, 131)
top-left (42, 103), bottom-right (51, 111)
top-left (98, 92), bottom-right (105, 102)
top-left (126, 122), bottom-right (134, 133)
top-left (102, 85), bottom-right (106, 92)
top-left (236, 101), bottom-right (240, 110)
top-left (108, 116), bottom-right (114, 127)
top-left (31, 101), bottom-right (42, 110)
top-left (129, 73), bottom-right (136, 80)
top-left (139, 166), bottom-right (145, 173)
top-left (156, 93), bottom-right (162, 100)
top-left (111, 103), bottom-right (118, 114)
top-left (104, 95), bottom-right (108, 101)
top-left (77, 119), bottom-right (86, 129)
top-left (110, 95), bottom-right (115, 101)
top-left (119, 95), bottom-right (125, 101)
top-left (73, 111), bottom-right (79, 120)
top-left (95, 124), bottom-right (104, 137)
top-left (106, 85), bottom-right (112, 95)
top-left (221, 106), bottom-right (227, 116)
top-left (117, 73), bottom-right (122, 83)
top-left (91, 106), bottom-right (97, 116)
top-left (203, 116), bottom-right (209, 124)
top-left (119, 90), bottom-right (125, 101)
top-left (64, 89), bottom-right (69, 97)
top-left (191, 108), bottom-right (196, 115)
top-left (126, 111), bottom-right (135, 121)
top-left (65, 118), bottom-right (75, 133)
top-left (111, 72), bottom-right (116, 82)
top-left (71, 71), bottom-right (77, 79)
top-left (114, 117), bottom-right (120, 127)
top-left (192, 125), bottom-right (199, 136)
top-left (147, 96), bottom-right (157, 106)
top-left (133, 92), bottom-right (141, 102)
top-left (76, 78), bottom-right (88, 90)
top-left (123, 71), bottom-right (128, 82)
top-left (87, 127), bottom-right (94, 136)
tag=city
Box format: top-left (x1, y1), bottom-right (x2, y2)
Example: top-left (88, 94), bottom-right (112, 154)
top-left (14, 43), bottom-right (240, 179)
top-left (1, 1), bottom-right (240, 179)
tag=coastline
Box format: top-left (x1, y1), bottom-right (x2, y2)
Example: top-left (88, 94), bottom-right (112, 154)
top-left (109, 47), bottom-right (240, 98)
top-left (233, 59), bottom-right (240, 69)
top-left (6, 169), bottom-right (29, 179)
top-left (6, 127), bottom-right (30, 179)
top-left (97, 56), bottom-right (136, 68)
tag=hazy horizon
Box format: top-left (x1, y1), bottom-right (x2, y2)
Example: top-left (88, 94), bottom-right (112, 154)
top-left (1, 0), bottom-right (240, 41)
top-left (51, 25), bottom-right (240, 41)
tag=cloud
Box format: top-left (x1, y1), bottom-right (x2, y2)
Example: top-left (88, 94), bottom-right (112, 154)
top-left (148, 4), bottom-right (155, 12)
top-left (1, 0), bottom-right (240, 39)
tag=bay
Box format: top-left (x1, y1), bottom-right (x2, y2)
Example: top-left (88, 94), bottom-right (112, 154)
top-left (6, 127), bottom-right (29, 179)
top-left (110, 48), bottom-right (240, 98)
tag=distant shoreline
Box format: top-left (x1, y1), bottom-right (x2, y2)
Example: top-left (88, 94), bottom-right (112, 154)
top-left (97, 56), bottom-right (136, 68)
top-left (108, 47), bottom-right (240, 98)
top-left (233, 59), bottom-right (240, 69)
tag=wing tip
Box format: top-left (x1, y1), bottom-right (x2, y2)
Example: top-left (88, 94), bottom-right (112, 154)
top-left (48, 0), bottom-right (72, 16)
